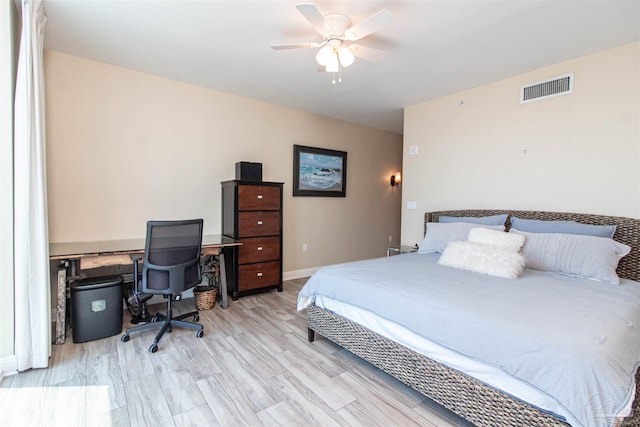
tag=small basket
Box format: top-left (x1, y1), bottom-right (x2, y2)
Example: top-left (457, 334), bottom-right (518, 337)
top-left (194, 287), bottom-right (217, 311)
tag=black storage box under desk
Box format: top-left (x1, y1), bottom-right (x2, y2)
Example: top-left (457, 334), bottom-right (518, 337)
top-left (70, 275), bottom-right (124, 343)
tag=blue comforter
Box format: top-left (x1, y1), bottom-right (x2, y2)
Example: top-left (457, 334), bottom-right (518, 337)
top-left (297, 253), bottom-right (640, 427)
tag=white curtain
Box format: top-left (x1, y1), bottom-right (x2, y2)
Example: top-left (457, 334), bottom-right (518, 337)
top-left (14, 0), bottom-right (50, 371)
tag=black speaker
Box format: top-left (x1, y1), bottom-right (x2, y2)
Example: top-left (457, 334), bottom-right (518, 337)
top-left (235, 162), bottom-right (262, 181)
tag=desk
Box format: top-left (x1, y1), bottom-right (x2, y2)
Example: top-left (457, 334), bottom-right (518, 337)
top-left (50, 234), bottom-right (241, 344)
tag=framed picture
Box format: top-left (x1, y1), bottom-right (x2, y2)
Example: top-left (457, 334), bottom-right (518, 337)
top-left (293, 145), bottom-right (347, 197)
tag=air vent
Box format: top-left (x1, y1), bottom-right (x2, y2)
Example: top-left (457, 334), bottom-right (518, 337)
top-left (520, 73), bottom-right (573, 103)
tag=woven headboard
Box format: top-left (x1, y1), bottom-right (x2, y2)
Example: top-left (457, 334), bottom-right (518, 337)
top-left (425, 209), bottom-right (640, 282)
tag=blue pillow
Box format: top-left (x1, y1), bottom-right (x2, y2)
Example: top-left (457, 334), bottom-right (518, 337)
top-left (418, 222), bottom-right (504, 254)
top-left (439, 214), bottom-right (507, 226)
top-left (511, 229), bottom-right (629, 284)
top-left (509, 217), bottom-right (616, 238)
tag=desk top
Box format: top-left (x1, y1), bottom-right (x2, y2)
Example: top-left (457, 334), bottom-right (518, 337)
top-left (49, 234), bottom-right (240, 259)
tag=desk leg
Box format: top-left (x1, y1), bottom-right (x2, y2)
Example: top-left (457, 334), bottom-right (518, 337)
top-left (55, 267), bottom-right (66, 344)
top-left (217, 253), bottom-right (228, 309)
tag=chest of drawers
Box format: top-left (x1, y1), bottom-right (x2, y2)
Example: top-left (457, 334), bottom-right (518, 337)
top-left (221, 180), bottom-right (283, 299)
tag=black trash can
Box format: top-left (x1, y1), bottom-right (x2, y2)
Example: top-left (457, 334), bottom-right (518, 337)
top-left (70, 275), bottom-right (124, 343)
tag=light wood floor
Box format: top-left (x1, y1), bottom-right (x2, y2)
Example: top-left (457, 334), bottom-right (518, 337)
top-left (0, 278), bottom-right (470, 427)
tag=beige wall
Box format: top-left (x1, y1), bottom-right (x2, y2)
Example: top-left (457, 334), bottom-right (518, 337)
top-left (402, 41), bottom-right (640, 246)
top-left (45, 51), bottom-right (403, 275)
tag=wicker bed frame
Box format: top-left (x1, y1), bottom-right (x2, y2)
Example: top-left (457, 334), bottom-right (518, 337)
top-left (306, 209), bottom-right (640, 426)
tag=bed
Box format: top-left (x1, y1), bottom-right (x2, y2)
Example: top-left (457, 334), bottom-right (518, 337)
top-left (297, 209), bottom-right (640, 427)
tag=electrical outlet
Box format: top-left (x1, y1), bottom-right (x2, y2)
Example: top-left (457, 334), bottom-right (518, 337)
top-left (388, 235), bottom-right (392, 242)
top-left (302, 243), bottom-right (308, 252)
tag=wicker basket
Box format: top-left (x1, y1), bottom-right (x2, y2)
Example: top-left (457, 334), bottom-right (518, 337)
top-left (194, 287), bottom-right (217, 310)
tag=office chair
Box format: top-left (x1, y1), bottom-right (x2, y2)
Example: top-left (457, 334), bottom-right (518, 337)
top-left (121, 219), bottom-right (205, 353)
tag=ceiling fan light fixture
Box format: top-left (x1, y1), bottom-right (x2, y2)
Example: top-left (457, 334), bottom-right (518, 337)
top-left (315, 45), bottom-right (334, 66)
top-left (337, 46), bottom-right (355, 67)
top-left (326, 53), bottom-right (340, 73)
top-left (273, 4), bottom-right (393, 84)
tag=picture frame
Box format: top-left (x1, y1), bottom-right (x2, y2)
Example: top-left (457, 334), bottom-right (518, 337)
top-left (293, 145), bottom-right (347, 197)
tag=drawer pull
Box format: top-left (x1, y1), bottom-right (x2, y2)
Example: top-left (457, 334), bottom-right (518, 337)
top-left (257, 221), bottom-right (263, 225)
top-left (257, 272), bottom-right (263, 278)
top-left (256, 246), bottom-right (263, 251)
top-left (257, 195), bottom-right (263, 199)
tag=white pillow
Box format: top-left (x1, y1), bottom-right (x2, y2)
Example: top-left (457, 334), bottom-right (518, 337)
top-left (438, 241), bottom-right (525, 279)
top-left (468, 227), bottom-right (525, 252)
top-left (510, 229), bottom-right (631, 285)
top-left (418, 222), bottom-right (504, 254)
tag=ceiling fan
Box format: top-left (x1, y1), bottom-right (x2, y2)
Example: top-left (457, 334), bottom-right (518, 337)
top-left (271, 3), bottom-right (393, 83)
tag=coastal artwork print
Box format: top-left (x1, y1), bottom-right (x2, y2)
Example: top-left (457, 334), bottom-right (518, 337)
top-left (293, 145), bottom-right (347, 197)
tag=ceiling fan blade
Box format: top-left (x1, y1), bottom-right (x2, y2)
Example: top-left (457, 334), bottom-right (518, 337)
top-left (271, 42), bottom-right (322, 50)
top-left (350, 44), bottom-right (387, 62)
top-left (344, 9), bottom-right (393, 41)
top-left (296, 3), bottom-right (329, 36)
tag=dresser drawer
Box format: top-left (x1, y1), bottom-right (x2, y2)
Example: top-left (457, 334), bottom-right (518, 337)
top-left (238, 211), bottom-right (280, 237)
top-left (238, 261), bottom-right (280, 291)
top-left (238, 185), bottom-right (281, 211)
top-left (239, 236), bottom-right (280, 264)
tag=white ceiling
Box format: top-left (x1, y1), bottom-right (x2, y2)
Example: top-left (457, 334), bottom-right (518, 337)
top-left (42, 0), bottom-right (640, 135)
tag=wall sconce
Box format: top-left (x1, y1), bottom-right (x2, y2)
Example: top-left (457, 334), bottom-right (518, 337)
top-left (390, 172), bottom-right (401, 187)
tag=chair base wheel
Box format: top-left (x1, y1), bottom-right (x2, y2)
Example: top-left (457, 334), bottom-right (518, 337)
top-left (193, 315), bottom-right (200, 322)
top-left (195, 330), bottom-right (204, 338)
top-left (149, 343), bottom-right (158, 353)
top-left (120, 333), bottom-right (130, 343)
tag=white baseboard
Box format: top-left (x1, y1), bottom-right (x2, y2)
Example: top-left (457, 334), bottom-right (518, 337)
top-left (0, 355), bottom-right (17, 380)
top-left (283, 267), bottom-right (319, 281)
